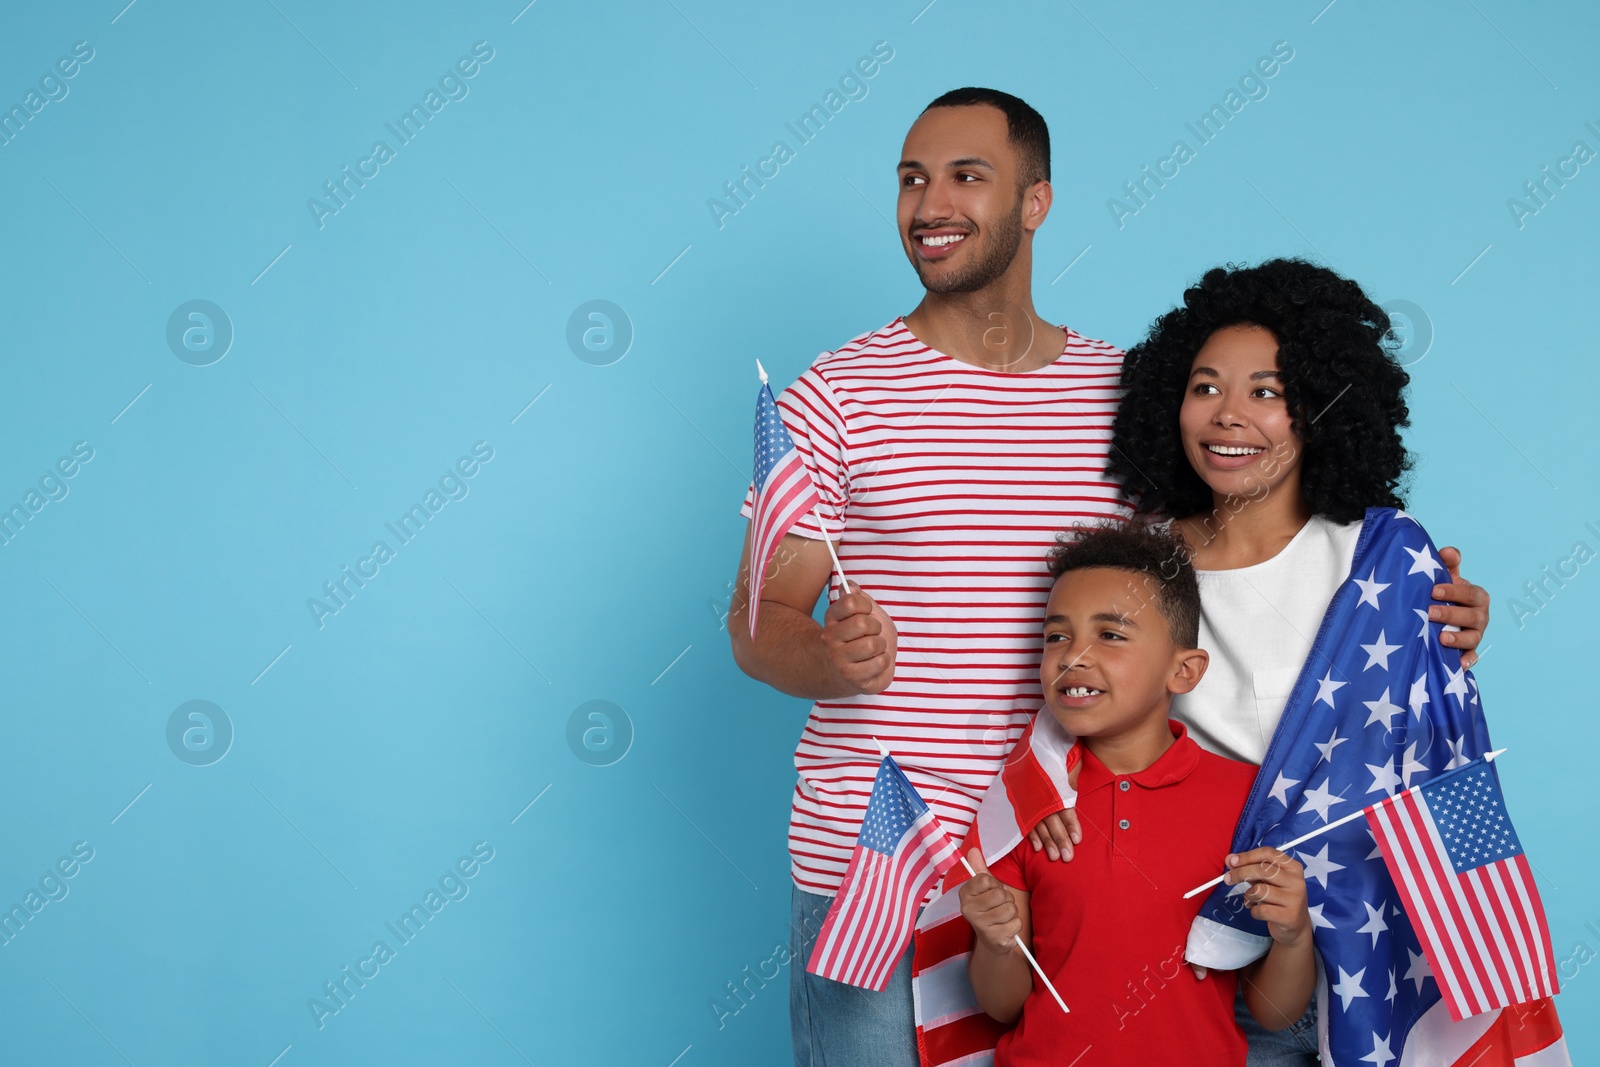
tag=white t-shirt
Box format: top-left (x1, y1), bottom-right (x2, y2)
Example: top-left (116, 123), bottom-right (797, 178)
top-left (1170, 515), bottom-right (1364, 765)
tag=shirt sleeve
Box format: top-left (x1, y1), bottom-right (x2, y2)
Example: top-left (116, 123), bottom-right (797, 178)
top-left (737, 363), bottom-right (849, 542)
top-left (986, 840), bottom-right (1031, 893)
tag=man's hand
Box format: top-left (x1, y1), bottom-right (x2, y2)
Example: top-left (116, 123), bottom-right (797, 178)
top-left (1432, 546), bottom-right (1490, 669)
top-left (958, 848), bottom-right (1021, 954)
top-left (821, 581), bottom-right (898, 694)
top-left (1024, 810), bottom-right (1082, 861)
top-left (1225, 847), bottom-right (1311, 948)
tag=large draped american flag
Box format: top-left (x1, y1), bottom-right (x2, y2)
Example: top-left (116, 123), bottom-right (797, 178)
top-left (1186, 508), bottom-right (1567, 1067)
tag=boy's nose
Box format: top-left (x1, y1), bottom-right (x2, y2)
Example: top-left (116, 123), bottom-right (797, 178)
top-left (1055, 648), bottom-right (1093, 676)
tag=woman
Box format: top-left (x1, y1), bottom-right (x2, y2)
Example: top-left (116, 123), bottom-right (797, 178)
top-left (1108, 259), bottom-right (1491, 1064)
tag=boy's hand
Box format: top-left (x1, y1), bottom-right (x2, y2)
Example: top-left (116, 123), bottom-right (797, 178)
top-left (1025, 810), bottom-right (1082, 861)
top-left (821, 581), bottom-right (899, 694)
top-left (959, 848), bottom-right (1021, 954)
top-left (1432, 546), bottom-right (1489, 669)
top-left (1224, 847), bottom-right (1311, 948)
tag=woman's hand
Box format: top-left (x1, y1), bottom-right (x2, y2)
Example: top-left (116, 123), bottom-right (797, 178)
top-left (1224, 847), bottom-right (1311, 948)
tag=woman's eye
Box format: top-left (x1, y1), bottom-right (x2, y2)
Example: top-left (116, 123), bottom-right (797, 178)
top-left (1253, 387), bottom-right (1282, 399)
top-left (1191, 383), bottom-right (1219, 395)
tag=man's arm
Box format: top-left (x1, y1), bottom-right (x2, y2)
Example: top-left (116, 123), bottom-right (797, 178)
top-left (727, 529), bottom-right (898, 700)
top-left (959, 848), bottom-right (1034, 1024)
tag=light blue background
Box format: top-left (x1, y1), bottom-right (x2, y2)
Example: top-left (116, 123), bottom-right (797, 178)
top-left (1, 1), bottom-right (1595, 1064)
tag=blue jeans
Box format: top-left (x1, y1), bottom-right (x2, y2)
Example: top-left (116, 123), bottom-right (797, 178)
top-left (790, 885), bottom-right (920, 1067)
top-left (1236, 983), bottom-right (1319, 1066)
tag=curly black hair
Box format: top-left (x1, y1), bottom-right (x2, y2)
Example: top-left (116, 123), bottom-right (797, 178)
top-left (1046, 520), bottom-right (1200, 648)
top-left (1108, 258), bottom-right (1412, 525)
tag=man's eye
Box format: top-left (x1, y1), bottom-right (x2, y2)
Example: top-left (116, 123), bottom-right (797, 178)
top-left (902, 175), bottom-right (925, 187)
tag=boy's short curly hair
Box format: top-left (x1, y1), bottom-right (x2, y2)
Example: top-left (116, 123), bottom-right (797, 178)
top-left (1046, 521), bottom-right (1200, 648)
top-left (1108, 258), bottom-right (1412, 524)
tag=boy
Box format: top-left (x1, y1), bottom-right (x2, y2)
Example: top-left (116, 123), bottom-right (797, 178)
top-left (959, 522), bottom-right (1315, 1065)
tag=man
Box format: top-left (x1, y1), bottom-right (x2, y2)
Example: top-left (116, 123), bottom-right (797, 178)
top-left (728, 88), bottom-right (1489, 1066)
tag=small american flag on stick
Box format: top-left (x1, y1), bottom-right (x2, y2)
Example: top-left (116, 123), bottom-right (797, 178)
top-left (807, 749), bottom-right (960, 990)
top-left (1366, 756), bottom-right (1558, 1021)
top-left (747, 360), bottom-right (847, 637)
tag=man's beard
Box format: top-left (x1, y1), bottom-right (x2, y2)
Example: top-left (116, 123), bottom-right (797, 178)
top-left (910, 195), bottom-right (1025, 294)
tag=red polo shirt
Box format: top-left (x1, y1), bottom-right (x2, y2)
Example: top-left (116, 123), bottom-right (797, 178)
top-left (988, 720), bottom-right (1258, 1067)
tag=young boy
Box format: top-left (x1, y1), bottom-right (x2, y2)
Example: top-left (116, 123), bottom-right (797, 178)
top-left (959, 522), bottom-right (1315, 1065)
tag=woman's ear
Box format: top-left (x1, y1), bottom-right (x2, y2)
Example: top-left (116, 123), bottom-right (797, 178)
top-left (1168, 645), bottom-right (1209, 695)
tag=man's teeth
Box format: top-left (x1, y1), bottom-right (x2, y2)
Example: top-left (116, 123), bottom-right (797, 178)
top-left (1206, 444), bottom-right (1265, 456)
top-left (920, 234), bottom-right (965, 247)
top-left (1062, 686), bottom-right (1102, 698)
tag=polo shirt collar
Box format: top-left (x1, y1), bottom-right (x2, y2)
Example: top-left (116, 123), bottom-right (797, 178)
top-left (1071, 720), bottom-right (1201, 794)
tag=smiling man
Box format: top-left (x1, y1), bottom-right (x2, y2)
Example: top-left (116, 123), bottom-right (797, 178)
top-left (728, 88), bottom-right (1486, 1066)
top-left (731, 87), bottom-right (1127, 1066)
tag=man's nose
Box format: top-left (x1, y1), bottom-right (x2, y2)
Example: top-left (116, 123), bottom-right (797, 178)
top-left (914, 179), bottom-right (956, 227)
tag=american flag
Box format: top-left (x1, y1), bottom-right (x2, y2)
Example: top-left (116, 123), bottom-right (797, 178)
top-left (1186, 508), bottom-right (1567, 1067)
top-left (747, 380), bottom-right (825, 638)
top-left (807, 754), bottom-right (960, 991)
top-left (1367, 757), bottom-right (1557, 1022)
top-left (911, 709), bottom-right (1079, 1066)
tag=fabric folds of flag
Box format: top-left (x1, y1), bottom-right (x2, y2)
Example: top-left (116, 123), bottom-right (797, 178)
top-left (1366, 757), bottom-right (1558, 1022)
top-left (1185, 508), bottom-right (1567, 1066)
top-left (911, 710), bottom-right (1080, 1067)
top-left (806, 754), bottom-right (960, 991)
top-left (747, 381), bottom-right (827, 638)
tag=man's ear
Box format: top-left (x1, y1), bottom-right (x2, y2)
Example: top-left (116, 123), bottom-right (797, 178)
top-left (1022, 179), bottom-right (1052, 233)
top-left (1168, 646), bottom-right (1209, 695)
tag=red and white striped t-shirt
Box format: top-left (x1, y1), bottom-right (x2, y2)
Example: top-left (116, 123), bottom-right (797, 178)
top-left (739, 317), bottom-right (1132, 896)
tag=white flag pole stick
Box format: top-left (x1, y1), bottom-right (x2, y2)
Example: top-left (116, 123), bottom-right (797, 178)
top-left (1182, 748), bottom-right (1507, 900)
top-left (874, 738), bottom-right (1070, 1016)
top-left (757, 359), bottom-right (850, 592)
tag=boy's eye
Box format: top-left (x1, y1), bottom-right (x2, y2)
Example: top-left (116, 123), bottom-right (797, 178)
top-left (1100, 631), bottom-right (1125, 641)
top-left (1044, 632), bottom-right (1065, 643)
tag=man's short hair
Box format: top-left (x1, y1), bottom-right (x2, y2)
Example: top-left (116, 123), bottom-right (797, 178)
top-left (1045, 521), bottom-right (1200, 648)
top-left (922, 87), bottom-right (1050, 187)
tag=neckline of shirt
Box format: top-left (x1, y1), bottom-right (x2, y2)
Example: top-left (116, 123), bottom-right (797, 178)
top-left (1191, 513), bottom-right (1332, 578)
top-left (889, 315), bottom-right (1076, 377)
top-left (1068, 719), bottom-right (1201, 792)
